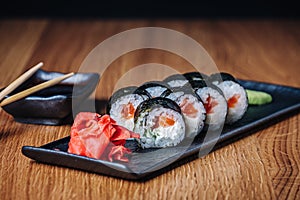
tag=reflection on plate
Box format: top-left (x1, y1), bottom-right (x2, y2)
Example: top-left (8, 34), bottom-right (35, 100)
top-left (22, 80), bottom-right (300, 181)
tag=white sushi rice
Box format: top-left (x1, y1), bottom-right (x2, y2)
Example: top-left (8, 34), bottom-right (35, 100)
top-left (196, 87), bottom-right (227, 130)
top-left (166, 79), bottom-right (189, 88)
top-left (145, 86), bottom-right (168, 98)
top-left (213, 81), bottom-right (248, 124)
top-left (134, 107), bottom-right (185, 148)
top-left (174, 94), bottom-right (206, 138)
top-left (110, 94), bottom-right (146, 131)
top-left (165, 91), bottom-right (184, 101)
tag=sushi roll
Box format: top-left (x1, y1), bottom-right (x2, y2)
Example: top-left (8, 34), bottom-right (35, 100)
top-left (184, 72), bottom-right (208, 82)
top-left (163, 86), bottom-right (206, 138)
top-left (192, 80), bottom-right (228, 131)
top-left (107, 86), bottom-right (149, 131)
top-left (163, 74), bottom-right (189, 88)
top-left (209, 72), bottom-right (248, 124)
top-left (134, 81), bottom-right (172, 98)
top-left (133, 97), bottom-right (185, 148)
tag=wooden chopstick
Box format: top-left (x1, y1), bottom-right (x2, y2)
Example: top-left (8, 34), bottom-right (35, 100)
top-left (0, 72), bottom-right (74, 107)
top-left (0, 62), bottom-right (44, 102)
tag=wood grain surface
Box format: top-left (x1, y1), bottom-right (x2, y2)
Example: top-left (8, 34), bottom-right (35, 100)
top-left (0, 19), bottom-right (299, 200)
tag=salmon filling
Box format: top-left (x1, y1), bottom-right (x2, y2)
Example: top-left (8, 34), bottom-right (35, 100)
top-left (228, 94), bottom-right (241, 108)
top-left (121, 103), bottom-right (135, 119)
top-left (153, 115), bottom-right (175, 129)
top-left (204, 95), bottom-right (218, 114)
top-left (180, 98), bottom-right (198, 118)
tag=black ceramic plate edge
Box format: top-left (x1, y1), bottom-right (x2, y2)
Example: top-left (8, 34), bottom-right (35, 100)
top-left (21, 143), bottom-right (142, 180)
top-left (22, 80), bottom-right (300, 181)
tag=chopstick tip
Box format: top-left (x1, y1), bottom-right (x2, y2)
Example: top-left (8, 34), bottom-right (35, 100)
top-left (37, 62), bottom-right (44, 67)
top-left (67, 72), bottom-right (75, 77)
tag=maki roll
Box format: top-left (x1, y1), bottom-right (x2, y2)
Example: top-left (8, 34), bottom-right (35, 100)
top-left (184, 72), bottom-right (208, 82)
top-left (163, 86), bottom-right (206, 138)
top-left (210, 72), bottom-right (248, 124)
top-left (192, 80), bottom-right (228, 131)
top-left (134, 81), bottom-right (172, 98)
top-left (163, 74), bottom-right (189, 88)
top-left (133, 97), bottom-right (185, 148)
top-left (107, 86), bottom-right (149, 131)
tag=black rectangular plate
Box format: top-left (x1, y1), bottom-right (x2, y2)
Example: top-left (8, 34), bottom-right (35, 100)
top-left (22, 80), bottom-right (300, 181)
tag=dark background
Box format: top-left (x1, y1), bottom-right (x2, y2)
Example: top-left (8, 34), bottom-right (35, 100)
top-left (0, 0), bottom-right (299, 19)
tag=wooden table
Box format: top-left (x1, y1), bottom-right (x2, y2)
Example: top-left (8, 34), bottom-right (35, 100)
top-left (0, 19), bottom-right (299, 199)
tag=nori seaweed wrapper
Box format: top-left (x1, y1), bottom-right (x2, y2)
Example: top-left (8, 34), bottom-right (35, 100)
top-left (134, 97), bottom-right (182, 123)
top-left (134, 81), bottom-right (172, 98)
